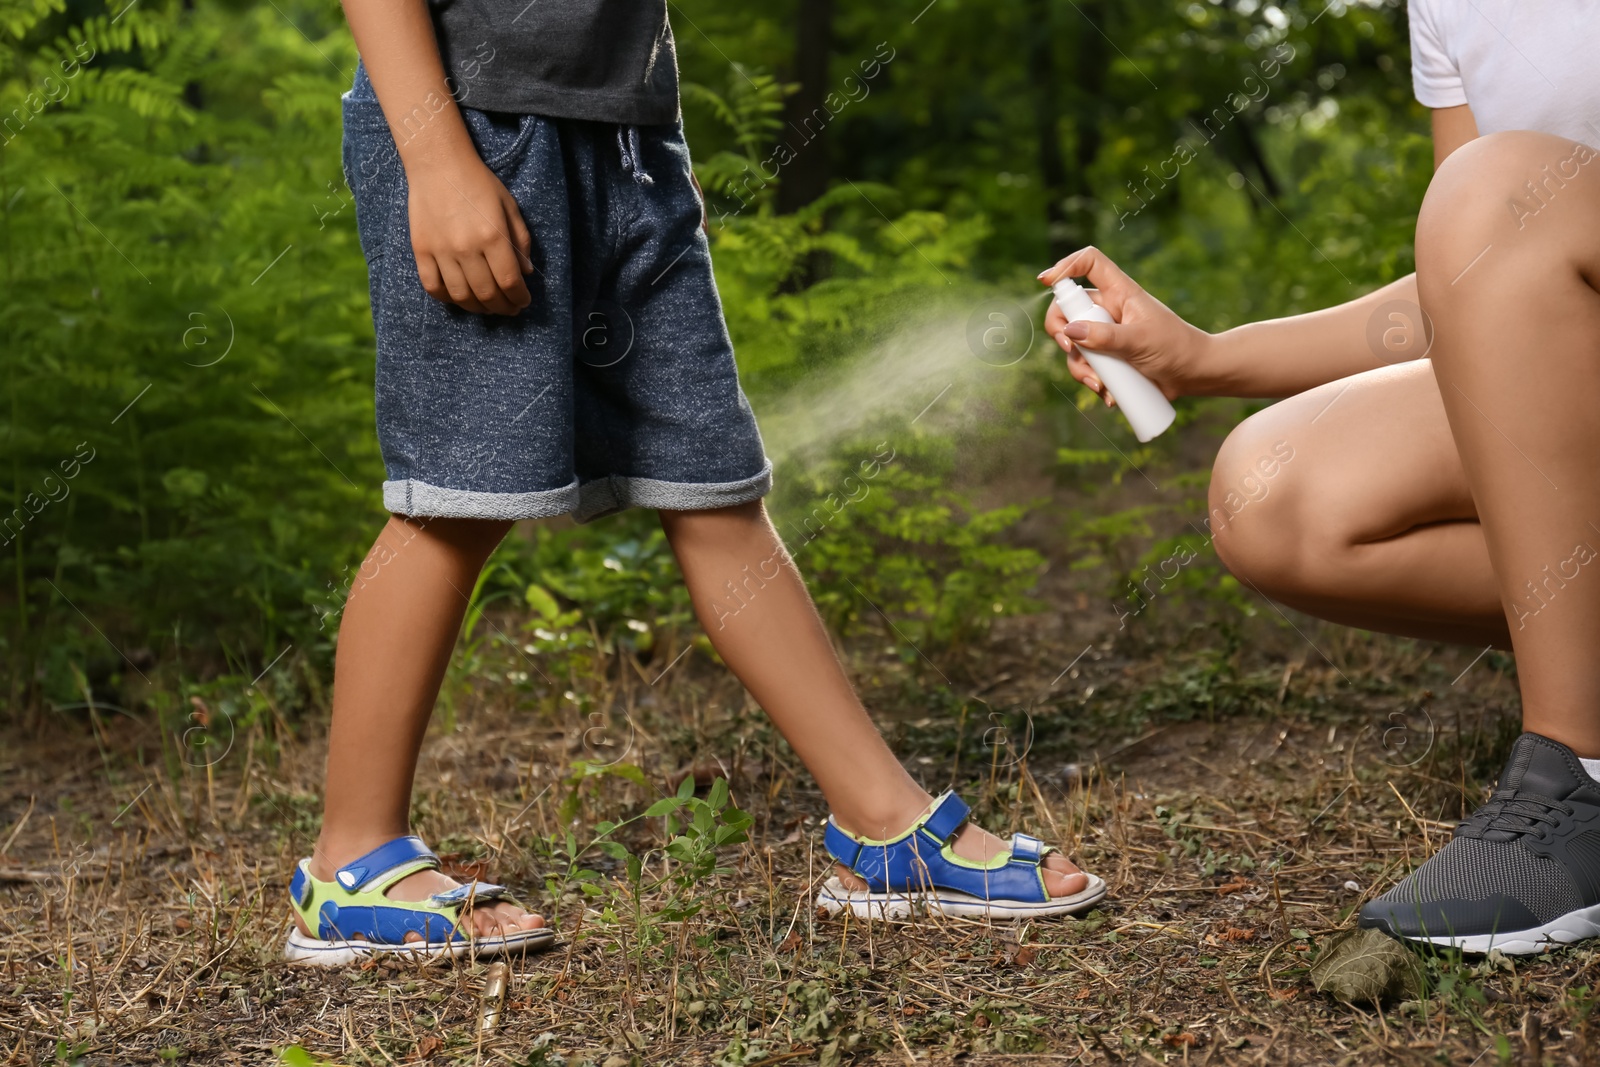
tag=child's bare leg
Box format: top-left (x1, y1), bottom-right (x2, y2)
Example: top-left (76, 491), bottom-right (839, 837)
top-left (660, 502), bottom-right (1087, 896)
top-left (307, 515), bottom-right (545, 938)
top-left (1417, 130), bottom-right (1600, 755)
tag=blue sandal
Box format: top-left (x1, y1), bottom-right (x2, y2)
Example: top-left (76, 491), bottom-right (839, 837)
top-left (817, 791), bottom-right (1107, 920)
top-left (284, 836), bottom-right (556, 965)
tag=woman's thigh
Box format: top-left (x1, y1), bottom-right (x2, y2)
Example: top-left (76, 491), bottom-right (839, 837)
top-left (1210, 359), bottom-right (1508, 644)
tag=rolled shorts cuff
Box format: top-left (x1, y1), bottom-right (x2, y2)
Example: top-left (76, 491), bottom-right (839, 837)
top-left (574, 461), bottom-right (773, 523)
top-left (383, 478), bottom-right (580, 520)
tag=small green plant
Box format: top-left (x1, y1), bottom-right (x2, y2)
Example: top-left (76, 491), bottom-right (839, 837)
top-left (791, 437), bottom-right (1044, 652)
top-left (1153, 803), bottom-right (1262, 878)
top-left (633, 775), bottom-right (754, 923)
top-left (542, 769), bottom-right (753, 960)
top-left (492, 512), bottom-right (695, 648)
top-left (602, 775), bottom-right (753, 936)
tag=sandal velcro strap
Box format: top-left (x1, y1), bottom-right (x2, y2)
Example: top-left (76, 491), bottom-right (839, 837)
top-left (824, 792), bottom-right (973, 874)
top-left (335, 835), bottom-right (438, 892)
top-left (290, 863), bottom-right (313, 908)
top-left (919, 791), bottom-right (971, 845)
top-left (824, 820), bottom-right (864, 871)
top-left (1009, 833), bottom-right (1048, 865)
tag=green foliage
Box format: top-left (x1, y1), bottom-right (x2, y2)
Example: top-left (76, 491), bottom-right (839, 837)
top-left (275, 1047), bottom-right (328, 1067)
top-left (3, 0), bottom-right (1432, 725)
top-left (545, 770), bottom-right (754, 957)
top-left (3, 0), bottom-right (375, 710)
top-left (631, 774), bottom-right (755, 924)
top-left (1154, 803), bottom-right (1259, 878)
top-left (684, 62), bottom-right (990, 394)
top-left (499, 513), bottom-right (694, 642)
top-left (781, 436), bottom-right (1044, 652)
top-left (682, 63), bottom-right (789, 201)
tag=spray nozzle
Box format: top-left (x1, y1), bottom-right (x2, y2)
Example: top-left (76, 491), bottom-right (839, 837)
top-left (1051, 277), bottom-right (1097, 322)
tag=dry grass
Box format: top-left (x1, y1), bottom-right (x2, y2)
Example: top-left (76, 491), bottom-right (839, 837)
top-left (4, 583), bottom-right (1598, 1067)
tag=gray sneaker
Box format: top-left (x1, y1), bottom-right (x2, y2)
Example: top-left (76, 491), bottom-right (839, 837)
top-left (1360, 732), bottom-right (1600, 955)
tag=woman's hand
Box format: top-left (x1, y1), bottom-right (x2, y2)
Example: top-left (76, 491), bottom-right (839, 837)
top-left (1039, 246), bottom-right (1214, 406)
top-left (406, 155), bottom-right (535, 316)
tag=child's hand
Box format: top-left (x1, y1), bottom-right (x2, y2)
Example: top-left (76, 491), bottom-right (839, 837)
top-left (1039, 246), bottom-right (1213, 406)
top-left (406, 155), bottom-right (535, 316)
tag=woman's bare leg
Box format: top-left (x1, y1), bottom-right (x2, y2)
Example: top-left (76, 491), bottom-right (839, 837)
top-left (1210, 360), bottom-right (1508, 648)
top-left (1417, 130), bottom-right (1600, 755)
top-left (307, 515), bottom-right (545, 938)
top-left (1214, 130), bottom-right (1600, 756)
top-left (660, 502), bottom-right (1087, 896)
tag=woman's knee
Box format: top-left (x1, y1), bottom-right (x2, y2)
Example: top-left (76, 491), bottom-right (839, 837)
top-left (1418, 130), bottom-right (1598, 300)
top-left (1207, 414), bottom-right (1314, 595)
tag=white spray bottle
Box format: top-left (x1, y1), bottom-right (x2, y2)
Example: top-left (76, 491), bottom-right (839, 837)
top-left (1052, 277), bottom-right (1176, 443)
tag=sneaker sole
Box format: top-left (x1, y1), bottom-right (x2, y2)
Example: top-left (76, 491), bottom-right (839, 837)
top-left (1367, 900), bottom-right (1600, 956)
top-left (283, 925), bottom-right (557, 966)
top-left (815, 873), bottom-right (1107, 921)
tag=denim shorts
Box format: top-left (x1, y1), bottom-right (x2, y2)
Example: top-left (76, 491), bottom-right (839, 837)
top-left (341, 63), bottom-right (771, 522)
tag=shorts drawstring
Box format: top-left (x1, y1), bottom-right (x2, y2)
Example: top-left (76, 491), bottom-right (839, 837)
top-left (616, 125), bottom-right (654, 187)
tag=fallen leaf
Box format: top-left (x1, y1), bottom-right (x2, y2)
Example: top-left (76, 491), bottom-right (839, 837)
top-left (435, 855), bottom-right (490, 882)
top-left (1217, 877), bottom-right (1252, 896)
top-left (668, 760), bottom-right (730, 792)
top-left (412, 1034), bottom-right (443, 1061)
top-left (992, 942), bottom-right (1038, 968)
top-left (778, 930), bottom-right (804, 953)
top-left (1309, 927), bottom-right (1424, 1004)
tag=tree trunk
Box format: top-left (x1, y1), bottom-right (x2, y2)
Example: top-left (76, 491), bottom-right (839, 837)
top-left (1026, 0), bottom-right (1072, 259)
top-left (777, 0), bottom-right (834, 215)
top-left (1067, 0), bottom-right (1110, 253)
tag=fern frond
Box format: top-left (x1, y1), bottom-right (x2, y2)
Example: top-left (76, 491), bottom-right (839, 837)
top-left (76, 66), bottom-right (192, 123)
top-left (0, 0), bottom-right (65, 41)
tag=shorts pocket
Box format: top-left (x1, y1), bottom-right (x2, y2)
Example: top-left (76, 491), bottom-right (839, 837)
top-left (341, 94), bottom-right (403, 270)
top-left (459, 106), bottom-right (541, 174)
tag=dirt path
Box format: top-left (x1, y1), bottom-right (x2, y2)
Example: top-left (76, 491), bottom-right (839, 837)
top-left (7, 579), bottom-right (1589, 1066)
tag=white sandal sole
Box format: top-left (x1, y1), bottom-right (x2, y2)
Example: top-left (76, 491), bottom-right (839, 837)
top-left (815, 872), bottom-right (1107, 921)
top-left (283, 924), bottom-right (557, 966)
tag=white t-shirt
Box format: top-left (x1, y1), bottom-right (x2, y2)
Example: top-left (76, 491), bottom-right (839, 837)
top-left (1409, 0), bottom-right (1600, 145)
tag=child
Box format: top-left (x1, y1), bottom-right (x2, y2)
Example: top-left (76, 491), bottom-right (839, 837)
top-left (1039, 0), bottom-right (1600, 954)
top-left (288, 0), bottom-right (1103, 962)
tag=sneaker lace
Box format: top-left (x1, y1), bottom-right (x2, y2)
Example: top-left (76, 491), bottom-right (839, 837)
top-left (1456, 789), bottom-right (1574, 841)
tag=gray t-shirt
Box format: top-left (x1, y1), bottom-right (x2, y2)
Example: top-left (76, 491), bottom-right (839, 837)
top-left (429, 0), bottom-right (680, 124)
